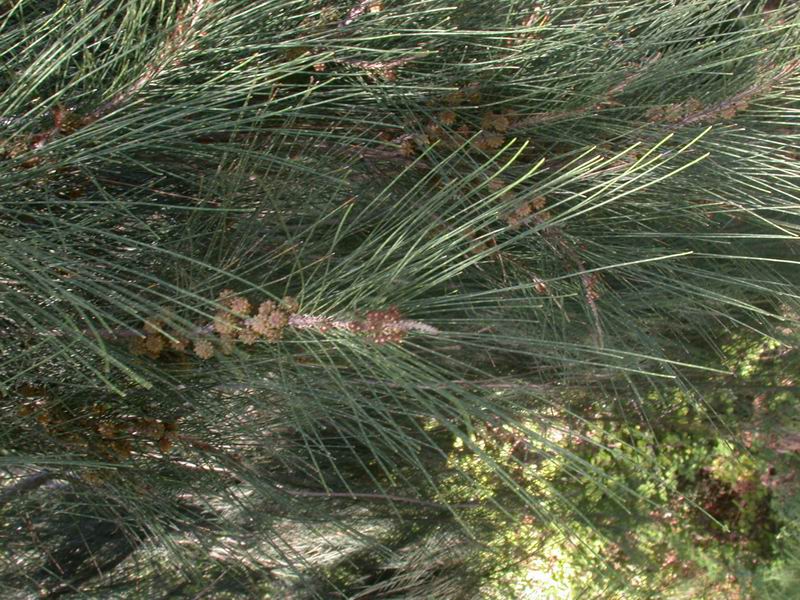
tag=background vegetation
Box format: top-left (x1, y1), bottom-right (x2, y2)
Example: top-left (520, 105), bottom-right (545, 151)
top-left (1, 0), bottom-right (798, 597)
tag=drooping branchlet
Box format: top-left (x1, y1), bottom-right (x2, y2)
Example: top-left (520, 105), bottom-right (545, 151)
top-left (129, 291), bottom-right (438, 362)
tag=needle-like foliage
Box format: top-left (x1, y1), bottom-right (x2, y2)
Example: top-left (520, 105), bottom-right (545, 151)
top-left (1, 0), bottom-right (798, 597)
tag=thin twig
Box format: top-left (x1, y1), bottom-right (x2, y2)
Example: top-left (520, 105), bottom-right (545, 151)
top-left (532, 215), bottom-right (605, 348)
top-left (172, 436), bottom-right (479, 510)
top-left (360, 378), bottom-right (559, 392)
top-left (676, 59), bottom-right (800, 126)
top-left (26, 0), bottom-right (211, 150)
top-left (88, 0), bottom-right (211, 122)
top-left (17, 312), bottom-right (439, 342)
top-left (514, 53), bottom-right (660, 128)
top-left (0, 469), bottom-right (53, 508)
top-left (339, 0), bottom-right (378, 28)
top-left (277, 485), bottom-right (480, 510)
top-left (336, 55), bottom-right (422, 70)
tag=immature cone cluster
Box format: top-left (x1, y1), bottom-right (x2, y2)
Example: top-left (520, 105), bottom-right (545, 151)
top-left (505, 196), bottom-right (547, 230)
top-left (401, 86), bottom-right (519, 156)
top-left (247, 299), bottom-right (291, 342)
top-left (130, 317), bottom-right (173, 359)
top-left (199, 291), bottom-right (298, 359)
top-left (17, 393), bottom-right (179, 464)
top-left (129, 293), bottom-right (423, 361)
top-left (130, 291), bottom-right (300, 361)
top-left (193, 338), bottom-right (215, 360)
top-left (362, 307), bottom-right (406, 345)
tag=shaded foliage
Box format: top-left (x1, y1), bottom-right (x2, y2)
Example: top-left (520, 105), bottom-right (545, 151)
top-left (1, 0), bottom-right (799, 597)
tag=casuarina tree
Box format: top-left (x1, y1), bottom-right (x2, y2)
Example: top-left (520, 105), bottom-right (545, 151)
top-left (1, 1), bottom-right (799, 597)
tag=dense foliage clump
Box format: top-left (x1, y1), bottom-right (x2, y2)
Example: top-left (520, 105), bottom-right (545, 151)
top-left (1, 1), bottom-right (798, 597)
